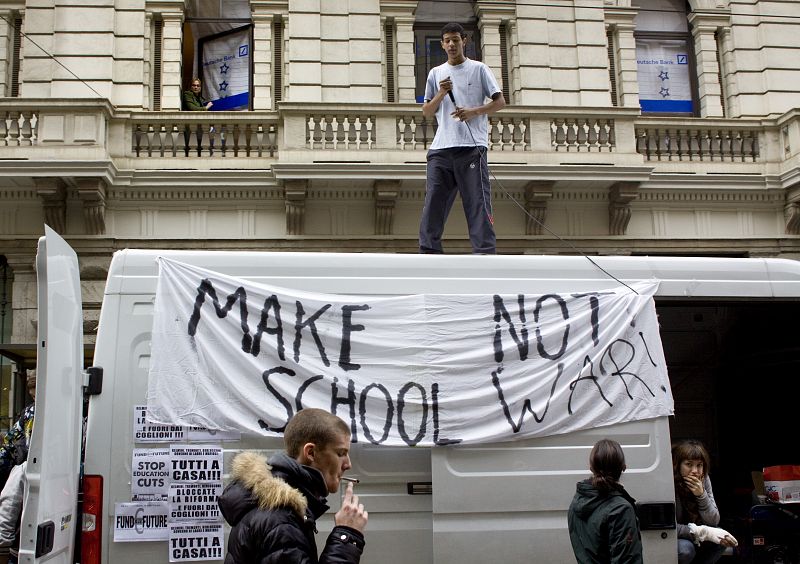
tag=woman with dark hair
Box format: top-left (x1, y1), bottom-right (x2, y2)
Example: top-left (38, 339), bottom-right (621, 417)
top-left (673, 439), bottom-right (737, 564)
top-left (568, 439), bottom-right (643, 563)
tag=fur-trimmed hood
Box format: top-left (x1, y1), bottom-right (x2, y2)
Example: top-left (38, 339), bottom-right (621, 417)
top-left (218, 451), bottom-right (329, 528)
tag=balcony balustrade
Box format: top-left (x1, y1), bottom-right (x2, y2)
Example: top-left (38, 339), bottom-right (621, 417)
top-left (2, 99), bottom-right (798, 175)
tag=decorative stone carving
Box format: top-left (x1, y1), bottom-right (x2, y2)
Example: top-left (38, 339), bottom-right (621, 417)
top-left (608, 182), bottom-right (639, 235)
top-left (285, 179), bottom-right (307, 235)
top-left (524, 181), bottom-right (554, 235)
top-left (786, 185), bottom-right (800, 235)
top-left (374, 180), bottom-right (400, 235)
top-left (76, 178), bottom-right (108, 235)
top-left (34, 178), bottom-right (66, 234)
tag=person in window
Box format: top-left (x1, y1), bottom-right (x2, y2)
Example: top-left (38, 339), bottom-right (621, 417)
top-left (183, 78), bottom-right (213, 111)
top-left (0, 370), bottom-right (35, 491)
top-left (673, 439), bottom-right (737, 564)
top-left (419, 22), bottom-right (505, 255)
top-left (568, 438), bottom-right (643, 563)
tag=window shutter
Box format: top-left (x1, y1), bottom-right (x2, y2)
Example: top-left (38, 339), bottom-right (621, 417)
top-left (606, 28), bottom-right (618, 107)
top-left (152, 18), bottom-right (163, 111)
top-left (499, 23), bottom-right (510, 103)
top-left (385, 20), bottom-right (396, 103)
top-left (10, 15), bottom-right (22, 97)
top-left (715, 30), bottom-right (726, 117)
top-left (273, 18), bottom-right (283, 105)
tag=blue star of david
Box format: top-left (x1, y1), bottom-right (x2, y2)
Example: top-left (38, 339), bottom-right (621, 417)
top-left (219, 81), bottom-right (229, 92)
top-left (660, 87), bottom-right (670, 98)
top-left (220, 63), bottom-right (230, 74)
top-left (658, 71), bottom-right (669, 81)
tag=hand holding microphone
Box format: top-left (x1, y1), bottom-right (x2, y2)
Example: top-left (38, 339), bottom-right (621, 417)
top-left (439, 76), bottom-right (456, 104)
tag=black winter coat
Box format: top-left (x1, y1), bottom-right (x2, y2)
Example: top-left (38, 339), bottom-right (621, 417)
top-left (567, 479), bottom-right (643, 564)
top-left (217, 452), bottom-right (364, 564)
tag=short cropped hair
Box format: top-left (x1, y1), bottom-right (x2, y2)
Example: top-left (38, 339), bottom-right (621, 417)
top-left (284, 408), bottom-right (350, 458)
top-left (441, 22), bottom-right (466, 40)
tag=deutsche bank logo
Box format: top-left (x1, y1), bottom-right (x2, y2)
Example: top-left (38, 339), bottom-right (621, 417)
top-left (239, 44), bottom-right (249, 57)
top-left (676, 54), bottom-right (688, 64)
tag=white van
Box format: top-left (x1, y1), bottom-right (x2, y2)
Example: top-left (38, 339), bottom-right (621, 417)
top-left (23, 227), bottom-right (800, 563)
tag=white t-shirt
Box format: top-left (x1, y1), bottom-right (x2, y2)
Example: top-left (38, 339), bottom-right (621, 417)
top-left (424, 58), bottom-right (501, 150)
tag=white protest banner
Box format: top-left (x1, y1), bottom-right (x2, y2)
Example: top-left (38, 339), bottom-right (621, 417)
top-left (169, 483), bottom-right (223, 522)
top-left (169, 445), bottom-right (223, 483)
top-left (169, 523), bottom-right (225, 562)
top-left (132, 448), bottom-right (170, 500)
top-left (135, 405), bottom-right (185, 443)
top-left (147, 259), bottom-right (674, 446)
top-left (114, 502), bottom-right (169, 542)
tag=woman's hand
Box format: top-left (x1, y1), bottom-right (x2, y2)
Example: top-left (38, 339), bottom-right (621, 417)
top-left (683, 474), bottom-right (704, 496)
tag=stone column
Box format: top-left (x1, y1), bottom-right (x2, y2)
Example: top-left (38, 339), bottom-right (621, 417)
top-left (716, 25), bottom-right (739, 117)
top-left (605, 9), bottom-right (639, 108)
top-left (475, 2), bottom-right (515, 98)
top-left (379, 1), bottom-right (416, 103)
top-left (394, 13), bottom-right (415, 103)
top-left (688, 11), bottom-right (730, 118)
top-left (251, 1), bottom-right (285, 110)
top-left (158, 6), bottom-right (186, 111)
top-left (5, 254), bottom-right (37, 345)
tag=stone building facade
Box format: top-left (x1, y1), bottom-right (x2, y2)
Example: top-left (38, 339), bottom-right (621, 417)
top-left (1, 0), bottom-right (800, 417)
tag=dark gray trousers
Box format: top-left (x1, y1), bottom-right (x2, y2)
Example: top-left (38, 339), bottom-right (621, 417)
top-left (418, 146), bottom-right (496, 254)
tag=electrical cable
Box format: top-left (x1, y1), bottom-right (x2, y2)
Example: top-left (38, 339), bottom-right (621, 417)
top-left (455, 100), bottom-right (640, 295)
top-left (0, 13), bottom-right (104, 99)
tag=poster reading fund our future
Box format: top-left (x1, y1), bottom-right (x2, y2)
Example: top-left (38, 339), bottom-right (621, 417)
top-left (636, 37), bottom-right (694, 113)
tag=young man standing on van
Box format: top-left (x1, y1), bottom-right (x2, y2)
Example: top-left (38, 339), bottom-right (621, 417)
top-left (218, 408), bottom-right (367, 563)
top-left (419, 22), bottom-right (506, 255)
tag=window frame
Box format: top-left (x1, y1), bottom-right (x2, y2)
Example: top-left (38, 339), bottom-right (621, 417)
top-left (413, 23), bottom-right (482, 104)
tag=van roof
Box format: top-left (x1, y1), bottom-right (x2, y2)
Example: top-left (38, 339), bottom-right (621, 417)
top-left (105, 251), bottom-right (800, 298)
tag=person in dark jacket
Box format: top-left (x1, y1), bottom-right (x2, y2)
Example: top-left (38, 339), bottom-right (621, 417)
top-left (218, 408), bottom-right (367, 563)
top-left (568, 438), bottom-right (643, 564)
top-left (183, 78), bottom-right (212, 111)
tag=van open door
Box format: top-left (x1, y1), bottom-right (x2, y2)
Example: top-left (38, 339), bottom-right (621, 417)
top-left (18, 226), bottom-right (84, 563)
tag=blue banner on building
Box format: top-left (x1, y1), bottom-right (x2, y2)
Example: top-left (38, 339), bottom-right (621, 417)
top-left (199, 25), bottom-right (252, 111)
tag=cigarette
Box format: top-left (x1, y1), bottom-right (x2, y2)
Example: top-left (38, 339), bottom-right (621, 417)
top-left (341, 477), bottom-right (360, 484)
